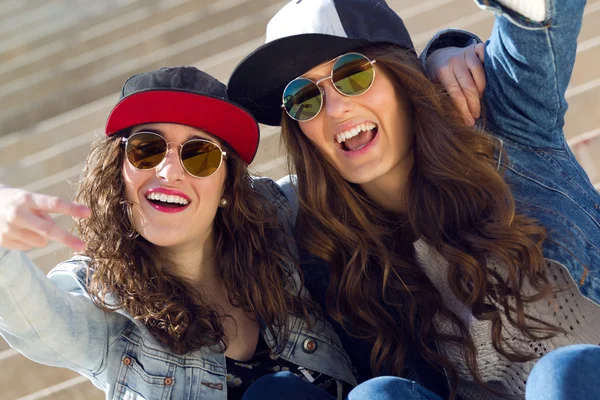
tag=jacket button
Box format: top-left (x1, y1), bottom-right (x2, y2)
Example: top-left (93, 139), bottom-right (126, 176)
top-left (302, 338), bottom-right (318, 353)
top-left (122, 357), bottom-right (132, 366)
top-left (164, 377), bottom-right (173, 386)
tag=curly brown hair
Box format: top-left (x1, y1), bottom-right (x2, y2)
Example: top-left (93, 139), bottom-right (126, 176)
top-left (74, 131), bottom-right (311, 354)
top-left (280, 44), bottom-right (562, 398)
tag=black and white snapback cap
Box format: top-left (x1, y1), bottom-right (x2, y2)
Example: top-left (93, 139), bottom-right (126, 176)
top-left (228, 0), bottom-right (415, 126)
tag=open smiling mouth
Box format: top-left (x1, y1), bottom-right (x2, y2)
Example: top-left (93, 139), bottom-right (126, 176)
top-left (145, 192), bottom-right (190, 211)
top-left (335, 122), bottom-right (379, 152)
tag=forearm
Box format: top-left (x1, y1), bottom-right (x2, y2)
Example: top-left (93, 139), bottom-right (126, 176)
top-left (0, 248), bottom-right (106, 373)
top-left (478, 0), bottom-right (586, 148)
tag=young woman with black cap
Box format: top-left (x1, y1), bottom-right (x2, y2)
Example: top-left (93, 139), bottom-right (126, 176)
top-left (0, 66), bottom-right (359, 400)
top-left (228, 0), bottom-right (600, 399)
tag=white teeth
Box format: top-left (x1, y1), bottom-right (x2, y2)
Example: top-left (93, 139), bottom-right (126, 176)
top-left (146, 192), bottom-right (189, 205)
top-left (335, 122), bottom-right (377, 143)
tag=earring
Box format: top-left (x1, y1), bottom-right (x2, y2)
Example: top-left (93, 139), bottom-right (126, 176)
top-left (219, 198), bottom-right (228, 207)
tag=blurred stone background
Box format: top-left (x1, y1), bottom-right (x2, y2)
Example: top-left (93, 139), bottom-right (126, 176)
top-left (0, 0), bottom-right (598, 398)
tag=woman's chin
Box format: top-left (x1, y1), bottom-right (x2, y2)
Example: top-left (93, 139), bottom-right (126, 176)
top-left (137, 230), bottom-right (185, 248)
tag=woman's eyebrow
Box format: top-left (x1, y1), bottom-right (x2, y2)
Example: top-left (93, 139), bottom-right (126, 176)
top-left (132, 128), bottom-right (215, 142)
top-left (132, 127), bottom-right (164, 136)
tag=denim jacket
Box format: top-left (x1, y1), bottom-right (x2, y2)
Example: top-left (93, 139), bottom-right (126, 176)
top-left (0, 178), bottom-right (357, 400)
top-left (474, 0), bottom-right (599, 304)
top-left (423, 0), bottom-right (600, 303)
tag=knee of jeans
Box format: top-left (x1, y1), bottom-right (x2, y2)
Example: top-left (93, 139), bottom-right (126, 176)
top-left (348, 376), bottom-right (412, 398)
top-left (529, 345), bottom-right (600, 385)
top-left (244, 371), bottom-right (299, 397)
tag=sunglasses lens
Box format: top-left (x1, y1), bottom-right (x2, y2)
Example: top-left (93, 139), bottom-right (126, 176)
top-left (126, 132), bottom-right (167, 169)
top-left (282, 78), bottom-right (322, 121)
top-left (181, 140), bottom-right (223, 178)
top-left (332, 53), bottom-right (375, 96)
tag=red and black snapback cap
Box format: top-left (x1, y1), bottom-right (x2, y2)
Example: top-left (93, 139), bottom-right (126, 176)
top-left (106, 66), bottom-right (259, 164)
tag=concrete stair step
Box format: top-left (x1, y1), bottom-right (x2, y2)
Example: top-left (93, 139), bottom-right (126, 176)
top-left (0, 352), bottom-right (80, 400)
top-left (18, 377), bottom-right (104, 400)
top-left (569, 129), bottom-right (600, 184)
top-left (0, 0), bottom-right (279, 113)
top-left (0, 0), bottom-right (283, 136)
top-left (0, 98), bottom-right (112, 169)
top-left (404, 0), bottom-right (477, 41)
top-left (0, 1), bottom-right (149, 56)
top-left (0, 0), bottom-right (222, 93)
top-left (0, 338), bottom-right (10, 352)
top-left (0, 0), bottom-right (69, 43)
top-left (0, 0), bottom-right (34, 22)
top-left (571, 37), bottom-right (600, 88)
top-left (565, 84), bottom-right (600, 138)
top-left (0, 131), bottom-right (98, 187)
top-left (0, 0), bottom-right (150, 85)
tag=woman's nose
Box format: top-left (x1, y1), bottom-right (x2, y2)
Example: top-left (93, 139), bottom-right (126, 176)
top-left (156, 145), bottom-right (185, 182)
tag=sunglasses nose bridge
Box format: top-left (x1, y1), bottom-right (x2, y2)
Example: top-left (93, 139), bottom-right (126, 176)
top-left (155, 141), bottom-right (185, 178)
top-left (314, 74), bottom-right (332, 90)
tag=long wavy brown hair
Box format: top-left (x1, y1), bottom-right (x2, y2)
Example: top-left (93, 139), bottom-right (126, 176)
top-left (281, 44), bottom-right (561, 397)
top-left (75, 130), bottom-right (311, 354)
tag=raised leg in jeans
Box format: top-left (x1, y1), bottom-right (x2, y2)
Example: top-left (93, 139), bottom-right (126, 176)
top-left (526, 344), bottom-right (600, 400)
top-left (242, 371), bottom-right (443, 400)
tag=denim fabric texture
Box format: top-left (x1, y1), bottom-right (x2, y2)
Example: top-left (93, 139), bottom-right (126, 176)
top-left (243, 372), bottom-right (443, 400)
top-left (0, 178), bottom-right (357, 400)
top-left (525, 345), bottom-right (600, 400)
top-left (242, 345), bottom-right (600, 400)
top-left (421, 0), bottom-right (600, 303)
top-left (476, 0), bottom-right (600, 303)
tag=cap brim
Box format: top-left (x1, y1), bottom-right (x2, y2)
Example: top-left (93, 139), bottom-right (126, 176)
top-left (105, 90), bottom-right (259, 164)
top-left (228, 34), bottom-right (372, 126)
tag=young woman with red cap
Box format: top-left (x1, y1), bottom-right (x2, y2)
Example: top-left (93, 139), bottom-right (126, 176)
top-left (0, 66), bottom-right (360, 400)
top-left (228, 0), bottom-right (600, 399)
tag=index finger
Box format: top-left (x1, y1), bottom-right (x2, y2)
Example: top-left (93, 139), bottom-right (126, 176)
top-left (467, 45), bottom-right (487, 99)
top-left (45, 223), bottom-right (87, 252)
top-left (29, 193), bottom-right (91, 219)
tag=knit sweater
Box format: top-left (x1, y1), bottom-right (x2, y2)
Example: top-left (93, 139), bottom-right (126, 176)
top-left (414, 239), bottom-right (600, 400)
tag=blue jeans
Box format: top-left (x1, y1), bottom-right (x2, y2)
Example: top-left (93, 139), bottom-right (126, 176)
top-left (526, 344), bottom-right (600, 400)
top-left (242, 372), bottom-right (442, 400)
top-left (244, 345), bottom-right (600, 400)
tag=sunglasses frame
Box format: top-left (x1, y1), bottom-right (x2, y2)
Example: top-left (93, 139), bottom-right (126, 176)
top-left (121, 131), bottom-right (228, 178)
top-left (281, 52), bottom-right (377, 122)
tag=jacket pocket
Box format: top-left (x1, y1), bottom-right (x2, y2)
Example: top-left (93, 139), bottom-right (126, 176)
top-left (113, 353), bottom-right (175, 400)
